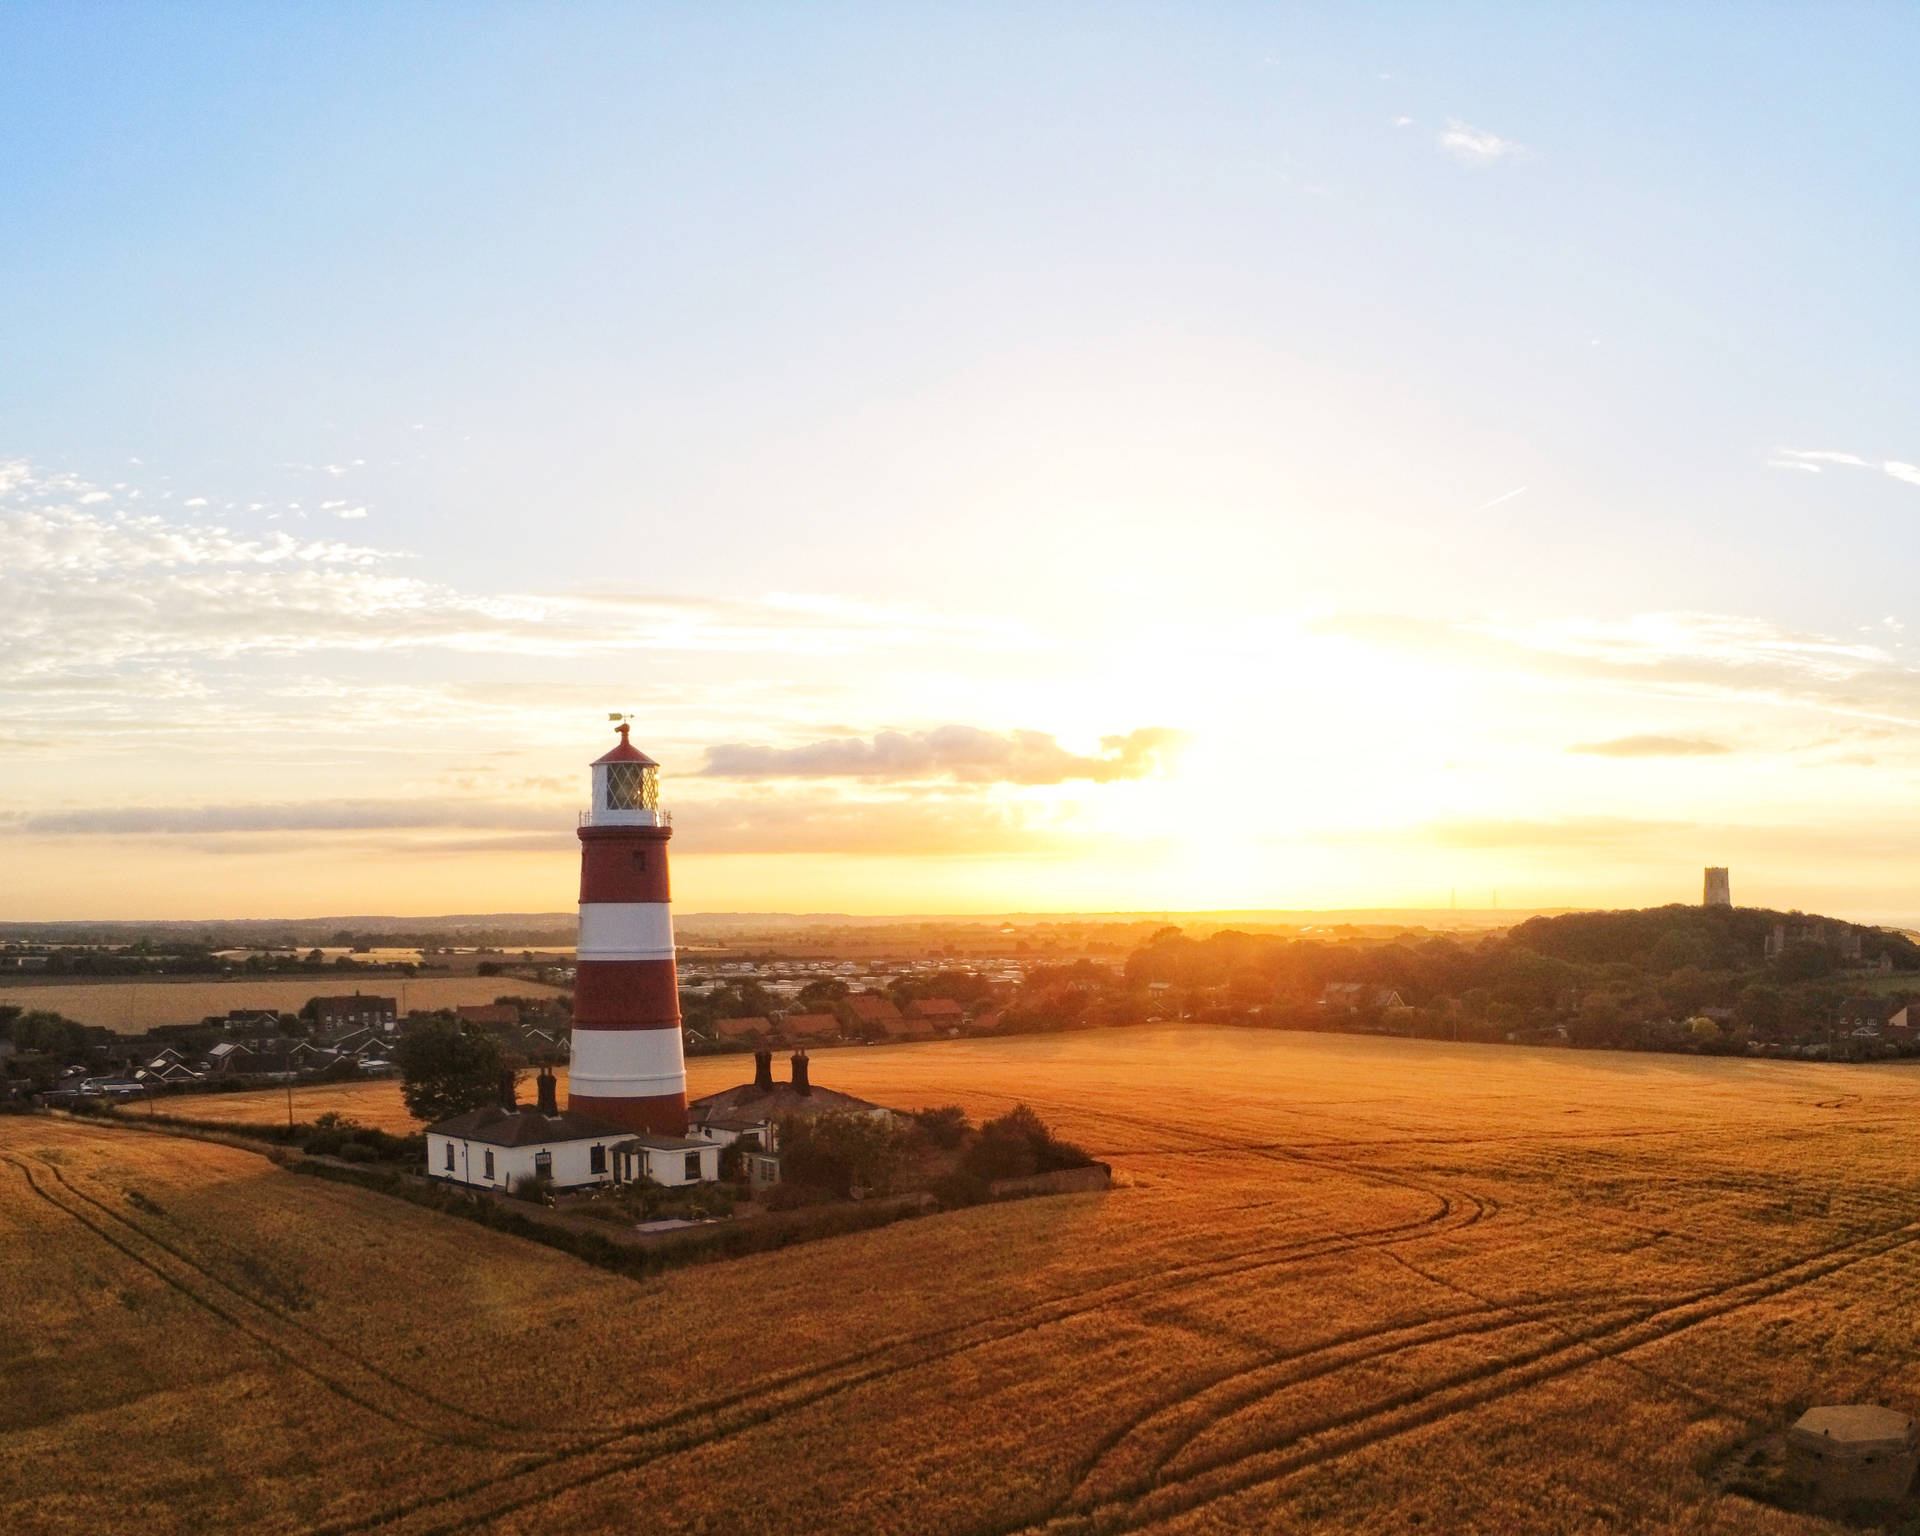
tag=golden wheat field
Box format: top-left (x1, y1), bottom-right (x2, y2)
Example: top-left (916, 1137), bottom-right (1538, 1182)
top-left (12, 1026), bottom-right (1920, 1536)
top-left (0, 977), bottom-right (564, 1029)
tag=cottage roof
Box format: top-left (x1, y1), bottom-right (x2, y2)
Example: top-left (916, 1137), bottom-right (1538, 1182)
top-left (906, 997), bottom-right (965, 1018)
top-left (716, 1016), bottom-right (771, 1038)
top-left (608, 1133), bottom-right (711, 1153)
top-left (688, 1081), bottom-right (888, 1123)
top-left (782, 1012), bottom-right (840, 1039)
top-left (456, 1004), bottom-right (520, 1027)
top-left (843, 994), bottom-right (902, 1023)
top-left (426, 1105), bottom-right (627, 1147)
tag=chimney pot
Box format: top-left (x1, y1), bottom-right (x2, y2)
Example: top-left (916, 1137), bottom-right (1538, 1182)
top-left (536, 1066), bottom-right (558, 1117)
top-left (499, 1067), bottom-right (518, 1110)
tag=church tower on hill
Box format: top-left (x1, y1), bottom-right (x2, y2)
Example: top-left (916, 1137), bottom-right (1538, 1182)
top-left (566, 722), bottom-right (689, 1136)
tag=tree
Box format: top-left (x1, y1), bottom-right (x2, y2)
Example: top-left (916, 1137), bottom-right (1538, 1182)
top-left (776, 1112), bottom-right (908, 1197)
top-left (796, 978), bottom-right (849, 1011)
top-left (395, 1022), bottom-right (509, 1125)
top-left (963, 1105), bottom-right (1092, 1181)
top-left (1734, 983), bottom-right (1785, 1035)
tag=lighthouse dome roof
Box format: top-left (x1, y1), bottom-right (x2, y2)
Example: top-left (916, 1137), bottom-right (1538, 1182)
top-left (593, 723), bottom-right (657, 767)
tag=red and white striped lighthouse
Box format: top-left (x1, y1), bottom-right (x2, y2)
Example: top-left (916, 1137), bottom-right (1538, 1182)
top-left (567, 723), bottom-right (688, 1136)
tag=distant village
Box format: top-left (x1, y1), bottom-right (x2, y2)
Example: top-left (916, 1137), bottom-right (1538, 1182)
top-left (10, 869), bottom-right (1920, 1113)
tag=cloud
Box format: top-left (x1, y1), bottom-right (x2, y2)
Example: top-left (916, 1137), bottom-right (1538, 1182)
top-left (1568, 734), bottom-right (1731, 758)
top-left (0, 461), bottom-right (1032, 695)
top-left (13, 800), bottom-right (559, 836)
top-left (681, 795), bottom-right (1076, 857)
top-left (1314, 608), bottom-right (1920, 729)
top-left (699, 725), bottom-right (1183, 785)
top-left (1769, 448), bottom-right (1920, 490)
top-left (1438, 119), bottom-right (1531, 163)
top-left (2, 790), bottom-right (1082, 860)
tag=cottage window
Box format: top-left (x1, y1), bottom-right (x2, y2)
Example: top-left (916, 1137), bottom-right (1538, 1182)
top-left (443, 1142), bottom-right (455, 1171)
top-left (483, 1149), bottom-right (495, 1179)
top-left (589, 1145), bottom-right (607, 1174)
top-left (534, 1150), bottom-right (553, 1179)
top-left (684, 1152), bottom-right (701, 1182)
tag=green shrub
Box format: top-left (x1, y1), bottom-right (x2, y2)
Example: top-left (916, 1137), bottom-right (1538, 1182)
top-left (963, 1104), bottom-right (1092, 1181)
top-left (911, 1105), bottom-right (971, 1149)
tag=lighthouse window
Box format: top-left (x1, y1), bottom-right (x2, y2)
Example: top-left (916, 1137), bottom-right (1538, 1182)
top-left (632, 850), bottom-right (647, 872)
top-left (606, 762), bottom-right (659, 811)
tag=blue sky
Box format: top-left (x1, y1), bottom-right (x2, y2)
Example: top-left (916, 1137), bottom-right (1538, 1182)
top-left (6, 5), bottom-right (1920, 918)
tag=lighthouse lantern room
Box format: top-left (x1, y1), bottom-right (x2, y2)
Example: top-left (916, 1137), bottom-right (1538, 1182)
top-left (568, 722), bottom-right (689, 1136)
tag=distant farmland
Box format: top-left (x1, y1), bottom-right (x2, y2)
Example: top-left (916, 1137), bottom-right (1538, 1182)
top-left (12, 1027), bottom-right (1920, 1535)
top-left (0, 976), bottom-right (565, 1029)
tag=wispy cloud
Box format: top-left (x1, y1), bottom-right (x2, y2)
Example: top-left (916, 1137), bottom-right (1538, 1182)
top-left (12, 800), bottom-right (558, 836)
top-left (1568, 734), bottom-right (1730, 758)
top-left (3, 790), bottom-right (1082, 860)
top-left (0, 461), bottom-right (1031, 695)
top-left (700, 725), bottom-right (1183, 785)
top-left (1470, 485), bottom-right (1528, 514)
top-left (1768, 447), bottom-right (1920, 490)
top-left (1438, 119), bottom-right (1531, 164)
top-left (1315, 608), bottom-right (1920, 728)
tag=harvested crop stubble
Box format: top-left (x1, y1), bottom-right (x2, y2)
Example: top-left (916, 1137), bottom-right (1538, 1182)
top-left (11, 1027), bottom-right (1920, 1535)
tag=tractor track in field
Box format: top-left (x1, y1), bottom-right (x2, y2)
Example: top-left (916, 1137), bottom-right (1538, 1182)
top-left (304, 1185), bottom-right (1495, 1536)
top-left (28, 1156), bottom-right (566, 1443)
top-left (1, 1154), bottom-right (543, 1455)
top-left (13, 1108), bottom-right (1495, 1536)
top-left (298, 1152), bottom-right (1497, 1535)
top-left (994, 1210), bottom-right (1920, 1536)
top-left (1055, 1294), bottom-right (1624, 1516)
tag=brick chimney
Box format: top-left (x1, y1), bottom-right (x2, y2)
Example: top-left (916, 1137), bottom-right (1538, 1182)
top-left (790, 1050), bottom-right (811, 1096)
top-left (753, 1048), bottom-right (774, 1093)
top-left (498, 1067), bottom-right (518, 1110)
top-left (536, 1066), bottom-right (559, 1117)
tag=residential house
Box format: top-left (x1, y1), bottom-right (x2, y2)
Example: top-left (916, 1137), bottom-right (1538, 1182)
top-left (456, 1004), bottom-right (520, 1029)
top-left (687, 1049), bottom-right (893, 1155)
top-left (780, 1012), bottom-right (840, 1043)
top-left (1317, 983), bottom-right (1409, 1012)
top-left (904, 998), bottom-right (966, 1033)
top-left (310, 994), bottom-right (399, 1034)
top-left (838, 994), bottom-right (903, 1038)
top-left (427, 1068), bottom-right (713, 1190)
top-left (206, 1041), bottom-right (255, 1075)
top-left (715, 1016), bottom-right (772, 1044)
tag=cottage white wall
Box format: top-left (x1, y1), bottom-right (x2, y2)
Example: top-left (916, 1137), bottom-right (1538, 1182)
top-left (640, 1144), bottom-right (720, 1185)
top-left (428, 1134), bottom-right (617, 1190)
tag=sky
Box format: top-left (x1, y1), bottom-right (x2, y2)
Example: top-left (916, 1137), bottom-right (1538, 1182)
top-left (5, 4), bottom-right (1920, 922)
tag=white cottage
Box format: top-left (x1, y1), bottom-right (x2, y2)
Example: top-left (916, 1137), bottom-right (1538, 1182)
top-left (427, 1103), bottom-right (627, 1192)
top-left (609, 1135), bottom-right (721, 1187)
top-left (687, 1049), bottom-right (894, 1158)
top-left (427, 1068), bottom-right (719, 1191)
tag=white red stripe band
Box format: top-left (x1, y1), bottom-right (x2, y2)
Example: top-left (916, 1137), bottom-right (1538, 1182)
top-left (568, 1027), bottom-right (688, 1099)
top-left (575, 902), bottom-right (675, 961)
